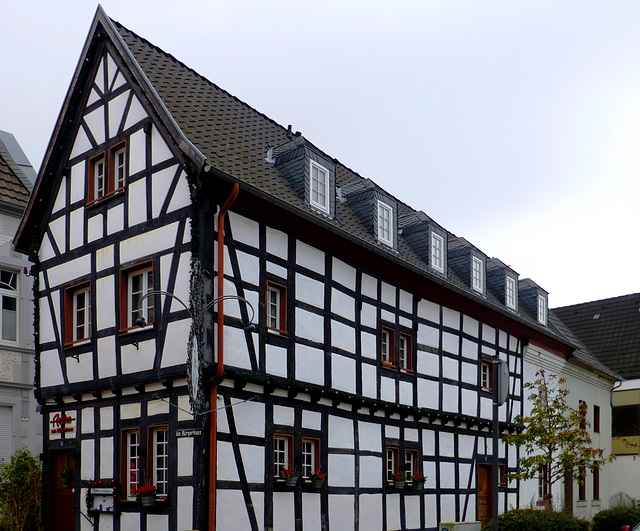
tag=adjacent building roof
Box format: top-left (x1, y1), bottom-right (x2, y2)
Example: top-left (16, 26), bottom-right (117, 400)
top-left (0, 130), bottom-right (36, 192)
top-left (0, 133), bottom-right (31, 212)
top-left (555, 294), bottom-right (640, 380)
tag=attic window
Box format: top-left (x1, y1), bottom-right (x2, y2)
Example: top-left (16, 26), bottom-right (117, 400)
top-left (309, 160), bottom-right (330, 214)
top-left (537, 295), bottom-right (548, 326)
top-left (471, 257), bottom-right (484, 293)
top-left (377, 200), bottom-right (394, 247)
top-left (506, 276), bottom-right (517, 310)
top-left (431, 233), bottom-right (444, 273)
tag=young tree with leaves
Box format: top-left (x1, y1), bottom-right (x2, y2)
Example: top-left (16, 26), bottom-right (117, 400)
top-left (503, 369), bottom-right (613, 512)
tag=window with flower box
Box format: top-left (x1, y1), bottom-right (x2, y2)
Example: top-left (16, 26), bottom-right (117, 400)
top-left (386, 447), bottom-right (399, 482)
top-left (122, 429), bottom-right (140, 499)
top-left (301, 438), bottom-right (321, 481)
top-left (151, 426), bottom-right (169, 496)
top-left (273, 434), bottom-right (293, 479)
top-left (404, 449), bottom-right (419, 483)
top-left (120, 425), bottom-right (169, 501)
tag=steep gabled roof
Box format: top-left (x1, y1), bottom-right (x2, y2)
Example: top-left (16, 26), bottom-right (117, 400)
top-left (554, 293), bottom-right (640, 380)
top-left (0, 135), bottom-right (31, 213)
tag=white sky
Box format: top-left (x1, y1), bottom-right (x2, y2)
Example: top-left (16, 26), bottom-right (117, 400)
top-left (2, 1), bottom-right (640, 307)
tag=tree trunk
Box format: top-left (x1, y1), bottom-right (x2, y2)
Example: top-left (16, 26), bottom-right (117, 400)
top-left (563, 459), bottom-right (574, 515)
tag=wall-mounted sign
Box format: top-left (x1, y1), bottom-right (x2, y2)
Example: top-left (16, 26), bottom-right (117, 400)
top-left (176, 428), bottom-right (203, 438)
top-left (50, 412), bottom-right (76, 435)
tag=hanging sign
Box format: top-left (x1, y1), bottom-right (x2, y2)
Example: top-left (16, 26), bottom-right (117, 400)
top-left (50, 412), bottom-right (76, 435)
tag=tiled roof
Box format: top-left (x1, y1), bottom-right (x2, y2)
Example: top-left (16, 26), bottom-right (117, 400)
top-left (554, 294), bottom-right (640, 380)
top-left (0, 150), bottom-right (30, 208)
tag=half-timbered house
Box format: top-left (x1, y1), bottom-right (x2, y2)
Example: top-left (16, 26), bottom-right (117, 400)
top-left (14, 7), bottom-right (616, 530)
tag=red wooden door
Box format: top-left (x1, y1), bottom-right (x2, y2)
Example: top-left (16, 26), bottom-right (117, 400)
top-left (477, 464), bottom-right (492, 527)
top-left (47, 450), bottom-right (76, 530)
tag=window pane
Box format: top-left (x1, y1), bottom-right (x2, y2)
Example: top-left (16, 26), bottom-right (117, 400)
top-left (153, 428), bottom-right (168, 495)
top-left (1, 295), bottom-right (16, 341)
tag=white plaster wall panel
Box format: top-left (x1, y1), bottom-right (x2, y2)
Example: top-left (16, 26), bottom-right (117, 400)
top-left (217, 441), bottom-right (239, 481)
top-left (87, 87), bottom-right (100, 106)
top-left (461, 338), bottom-right (478, 359)
top-left (177, 486), bottom-right (194, 531)
top-left (443, 307), bottom-right (460, 329)
top-left (302, 410), bottom-right (322, 431)
top-left (80, 439), bottom-right (95, 479)
top-left (161, 320), bottom-right (191, 368)
top-left (124, 97), bottom-right (147, 132)
top-left (87, 213), bottom-right (104, 243)
top-left (100, 407), bottom-right (114, 431)
top-left (459, 434), bottom-right (475, 459)
top-left (386, 494), bottom-right (401, 531)
top-left (96, 245), bottom-right (114, 272)
top-left (48, 217), bottom-right (67, 256)
top-left (266, 226), bottom-right (288, 259)
top-left (81, 407), bottom-right (94, 434)
top-left (97, 336), bottom-right (117, 378)
top-left (70, 126), bottom-right (92, 160)
top-left (399, 289), bottom-right (412, 313)
top-left (38, 298), bottom-right (55, 343)
top-left (232, 250), bottom-right (259, 287)
top-left (222, 279), bottom-right (257, 321)
top-left (228, 211), bottom-right (259, 247)
top-left (482, 323), bottom-right (496, 342)
top-left (405, 496), bottom-right (421, 529)
top-left (425, 493), bottom-right (438, 528)
top-left (216, 396), bottom-right (230, 434)
top-left (358, 421), bottom-right (381, 452)
top-left (295, 344), bottom-right (324, 385)
top-left (166, 171), bottom-right (191, 214)
top-left (107, 203), bottom-right (124, 235)
top-left (150, 166), bottom-right (177, 218)
top-left (329, 416), bottom-right (354, 449)
top-left (148, 399), bottom-right (170, 416)
top-left (127, 179), bottom-right (147, 227)
top-left (359, 494), bottom-right (383, 531)
top-left (296, 273), bottom-right (324, 308)
top-left (462, 388), bottom-right (477, 417)
top-left (147, 514), bottom-right (168, 529)
top-left (380, 376), bottom-right (395, 403)
top-left (85, 107), bottom-right (106, 146)
top-left (509, 335), bottom-right (519, 352)
top-left (251, 492), bottom-right (265, 531)
top-left (302, 493), bottom-right (321, 531)
top-left (47, 255), bottom-right (91, 289)
top-left (112, 70), bottom-right (126, 91)
top-left (40, 350), bottom-right (64, 388)
top-left (266, 344), bottom-right (287, 378)
top-left (332, 258), bottom-right (356, 291)
top-left (499, 330), bottom-right (508, 350)
top-left (274, 405), bottom-right (295, 426)
top-left (404, 427), bottom-right (418, 443)
top-left (96, 276), bottom-right (116, 330)
top-left (232, 401), bottom-right (265, 438)
top-left (481, 344), bottom-right (496, 357)
top-left (216, 490), bottom-right (256, 530)
top-left (121, 403), bottom-right (141, 419)
top-left (108, 90), bottom-right (129, 138)
top-left (332, 321), bottom-right (355, 353)
top-left (463, 315), bottom-right (479, 337)
top-left (121, 340), bottom-right (154, 373)
top-left (176, 437), bottom-right (194, 477)
top-left (39, 233), bottom-right (56, 262)
top-left (222, 325), bottom-right (253, 370)
top-left (442, 383), bottom-right (459, 413)
top-left (443, 356), bottom-right (459, 381)
top-left (295, 308), bottom-right (324, 343)
top-left (381, 282), bottom-right (395, 307)
top-left (383, 426), bottom-right (399, 441)
top-left (360, 302), bottom-right (377, 328)
top-left (380, 308), bottom-right (395, 323)
top-left (440, 461), bottom-right (456, 489)
top-left (418, 378), bottom-right (439, 409)
top-left (240, 444), bottom-right (265, 484)
top-left (331, 288), bottom-right (355, 321)
top-left (399, 316), bottom-right (412, 329)
top-left (480, 396), bottom-right (492, 419)
top-left (128, 128), bottom-right (146, 176)
top-left (361, 362), bottom-right (377, 399)
top-left (399, 380), bottom-right (413, 406)
top-left (359, 455), bottom-right (382, 488)
top-left (296, 241), bottom-right (324, 274)
top-left (100, 437), bottom-right (114, 478)
top-left (461, 361), bottom-right (477, 385)
top-left (418, 324), bottom-right (439, 350)
top-left (151, 127), bottom-right (174, 165)
top-left (331, 353), bottom-right (356, 393)
top-left (272, 492), bottom-right (295, 531)
top-left (360, 331), bottom-right (376, 360)
top-left (177, 395), bottom-right (195, 421)
top-left (439, 431), bottom-right (455, 457)
top-left (361, 273), bottom-right (377, 299)
top-left (266, 261), bottom-right (287, 279)
top-left (106, 54), bottom-right (117, 89)
top-left (52, 174), bottom-right (67, 213)
top-left (121, 512), bottom-right (141, 531)
top-left (119, 223), bottom-right (179, 264)
top-left (418, 299), bottom-right (440, 323)
top-left (442, 332), bottom-right (459, 355)
top-left (328, 454), bottom-right (355, 487)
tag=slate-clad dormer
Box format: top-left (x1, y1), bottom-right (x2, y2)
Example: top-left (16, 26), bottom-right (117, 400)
top-left (272, 135), bottom-right (336, 217)
top-left (398, 211), bottom-right (448, 274)
top-left (519, 278), bottom-right (548, 326)
top-left (448, 237), bottom-right (487, 296)
top-left (486, 258), bottom-right (519, 311)
top-left (340, 179), bottom-right (398, 249)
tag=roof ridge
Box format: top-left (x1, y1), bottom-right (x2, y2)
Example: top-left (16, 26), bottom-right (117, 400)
top-left (553, 292), bottom-right (640, 311)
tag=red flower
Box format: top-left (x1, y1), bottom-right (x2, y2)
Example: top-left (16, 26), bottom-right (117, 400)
top-left (134, 484), bottom-right (158, 497)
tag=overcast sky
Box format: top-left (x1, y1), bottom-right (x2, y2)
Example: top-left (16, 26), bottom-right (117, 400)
top-left (2, 1), bottom-right (640, 307)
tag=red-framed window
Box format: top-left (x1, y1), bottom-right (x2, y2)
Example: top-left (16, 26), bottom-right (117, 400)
top-left (88, 141), bottom-right (127, 202)
top-left (381, 327), bottom-right (395, 367)
top-left (404, 449), bottom-right (419, 483)
top-left (266, 281), bottom-right (287, 334)
top-left (399, 333), bottom-right (412, 372)
top-left (121, 429), bottom-right (141, 500)
top-left (386, 446), bottom-right (399, 482)
top-left (481, 360), bottom-right (493, 391)
top-left (119, 261), bottom-right (154, 332)
top-left (64, 281), bottom-right (91, 346)
top-left (149, 425), bottom-right (169, 497)
top-left (301, 437), bottom-right (321, 480)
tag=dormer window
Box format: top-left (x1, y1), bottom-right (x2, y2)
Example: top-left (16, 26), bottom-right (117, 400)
top-left (431, 232), bottom-right (444, 273)
top-left (537, 294), bottom-right (547, 325)
top-left (377, 200), bottom-right (394, 247)
top-left (309, 160), bottom-right (330, 214)
top-left (506, 276), bottom-right (517, 310)
top-left (472, 256), bottom-right (484, 293)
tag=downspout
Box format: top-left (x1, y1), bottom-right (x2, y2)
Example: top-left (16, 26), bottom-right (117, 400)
top-left (209, 183), bottom-right (239, 531)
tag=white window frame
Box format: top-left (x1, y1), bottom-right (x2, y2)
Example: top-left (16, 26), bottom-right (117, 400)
top-left (537, 294), bottom-right (547, 325)
top-left (94, 157), bottom-right (106, 199)
top-left (472, 256), bottom-right (484, 293)
top-left (399, 333), bottom-right (411, 371)
top-left (505, 276), bottom-right (517, 310)
top-left (431, 232), bottom-right (444, 273)
top-left (381, 327), bottom-right (394, 365)
top-left (0, 270), bottom-right (18, 342)
top-left (273, 435), bottom-right (292, 478)
top-left (267, 284), bottom-right (282, 331)
top-left (125, 429), bottom-right (140, 498)
top-left (386, 447), bottom-right (399, 481)
top-left (301, 438), bottom-right (318, 479)
top-left (73, 286), bottom-right (91, 342)
top-left (152, 427), bottom-right (169, 496)
top-left (309, 160), bottom-right (330, 213)
top-left (481, 361), bottom-right (492, 390)
top-left (114, 146), bottom-right (127, 189)
top-left (377, 200), bottom-right (394, 247)
top-left (128, 266), bottom-right (153, 328)
top-left (404, 449), bottom-right (418, 482)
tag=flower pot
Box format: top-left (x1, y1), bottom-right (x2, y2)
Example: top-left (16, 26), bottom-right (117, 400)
top-left (285, 477), bottom-right (298, 487)
top-left (394, 480), bottom-right (405, 489)
top-left (413, 482), bottom-right (424, 490)
top-left (312, 478), bottom-right (324, 488)
top-left (141, 495), bottom-right (156, 506)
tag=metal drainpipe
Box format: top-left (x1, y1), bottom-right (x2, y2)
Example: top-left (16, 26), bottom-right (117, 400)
top-left (209, 183), bottom-right (239, 531)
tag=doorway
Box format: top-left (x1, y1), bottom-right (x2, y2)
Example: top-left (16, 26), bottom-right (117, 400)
top-left (47, 449), bottom-right (76, 530)
top-left (477, 464), bottom-right (493, 526)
